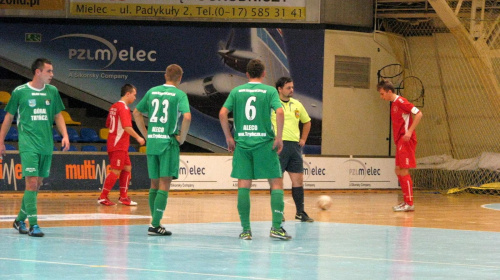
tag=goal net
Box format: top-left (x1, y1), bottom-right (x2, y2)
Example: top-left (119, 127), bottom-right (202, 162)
top-left (375, 0), bottom-right (500, 195)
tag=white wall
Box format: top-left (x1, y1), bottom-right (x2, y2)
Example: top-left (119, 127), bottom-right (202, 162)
top-left (322, 30), bottom-right (403, 156)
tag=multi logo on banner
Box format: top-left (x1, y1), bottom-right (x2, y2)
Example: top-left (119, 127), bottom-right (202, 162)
top-left (0, 154), bottom-right (397, 191)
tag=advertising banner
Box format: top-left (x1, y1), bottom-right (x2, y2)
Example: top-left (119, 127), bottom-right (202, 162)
top-left (0, 23), bottom-right (324, 150)
top-left (69, 0), bottom-right (307, 21)
top-left (0, 153), bottom-right (397, 191)
top-left (0, 0), bottom-right (64, 10)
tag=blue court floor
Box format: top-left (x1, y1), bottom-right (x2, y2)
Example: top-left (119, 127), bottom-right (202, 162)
top-left (1, 221), bottom-right (499, 279)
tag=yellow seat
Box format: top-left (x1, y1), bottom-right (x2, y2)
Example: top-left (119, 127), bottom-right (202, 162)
top-left (139, 146), bottom-right (146, 153)
top-left (0, 91), bottom-right (11, 104)
top-left (99, 128), bottom-right (109, 140)
top-left (61, 111), bottom-right (81, 125)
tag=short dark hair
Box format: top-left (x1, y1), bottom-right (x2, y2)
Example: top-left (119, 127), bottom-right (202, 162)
top-left (246, 59), bottom-right (265, 78)
top-left (166, 64), bottom-right (183, 82)
top-left (377, 79), bottom-right (395, 93)
top-left (121, 84), bottom-right (136, 97)
top-left (275, 77), bottom-right (293, 90)
top-left (31, 58), bottom-right (52, 75)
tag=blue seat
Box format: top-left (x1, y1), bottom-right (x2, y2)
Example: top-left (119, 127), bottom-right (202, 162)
top-left (80, 128), bottom-right (100, 143)
top-left (5, 144), bottom-right (16, 150)
top-left (53, 128), bottom-right (62, 142)
top-left (128, 146), bottom-right (137, 152)
top-left (62, 145), bottom-right (78, 151)
top-left (101, 146), bottom-right (108, 152)
top-left (53, 146), bottom-right (58, 151)
top-left (81, 145), bottom-right (98, 152)
top-left (5, 127), bottom-right (18, 141)
top-left (67, 127), bottom-right (80, 142)
top-left (0, 109), bottom-right (6, 123)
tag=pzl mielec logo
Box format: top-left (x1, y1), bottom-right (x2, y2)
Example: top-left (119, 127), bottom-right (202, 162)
top-left (345, 159), bottom-right (381, 180)
top-left (51, 34), bottom-right (157, 69)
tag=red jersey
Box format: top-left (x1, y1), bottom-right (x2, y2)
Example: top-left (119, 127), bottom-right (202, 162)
top-left (106, 101), bottom-right (132, 152)
top-left (391, 96), bottom-right (419, 144)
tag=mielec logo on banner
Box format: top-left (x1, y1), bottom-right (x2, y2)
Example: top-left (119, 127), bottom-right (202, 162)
top-left (51, 33), bottom-right (159, 80)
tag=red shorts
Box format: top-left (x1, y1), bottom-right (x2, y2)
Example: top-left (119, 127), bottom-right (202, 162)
top-left (108, 150), bottom-right (131, 170)
top-left (395, 138), bottom-right (416, 169)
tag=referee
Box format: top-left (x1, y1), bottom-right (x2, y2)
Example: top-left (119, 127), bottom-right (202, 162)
top-left (272, 77), bottom-right (313, 222)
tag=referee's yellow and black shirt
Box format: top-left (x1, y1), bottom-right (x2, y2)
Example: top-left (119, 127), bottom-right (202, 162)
top-left (271, 97), bottom-right (311, 142)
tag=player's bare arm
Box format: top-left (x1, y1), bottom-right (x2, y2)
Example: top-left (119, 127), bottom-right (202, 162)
top-left (132, 109), bottom-right (148, 139)
top-left (403, 111), bottom-right (423, 141)
top-left (299, 121), bottom-right (311, 147)
top-left (274, 107), bottom-right (284, 154)
top-left (124, 126), bottom-right (145, 146)
top-left (54, 112), bottom-right (70, 151)
top-left (219, 107), bottom-right (235, 153)
top-left (176, 112), bottom-right (191, 145)
top-left (0, 112), bottom-right (14, 157)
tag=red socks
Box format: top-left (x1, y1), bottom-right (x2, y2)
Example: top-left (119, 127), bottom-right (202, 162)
top-left (100, 172), bottom-right (118, 199)
top-left (398, 175), bottom-right (414, 206)
top-left (119, 171), bottom-right (131, 198)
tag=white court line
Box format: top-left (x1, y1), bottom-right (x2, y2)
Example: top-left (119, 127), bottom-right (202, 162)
top-left (0, 213), bottom-right (151, 222)
top-left (0, 257), bottom-right (278, 280)
top-left (481, 203), bottom-right (500, 211)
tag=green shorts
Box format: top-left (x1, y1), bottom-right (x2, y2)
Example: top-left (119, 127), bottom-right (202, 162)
top-left (20, 152), bottom-right (52, 178)
top-left (147, 143), bottom-right (180, 179)
top-left (231, 140), bottom-right (282, 180)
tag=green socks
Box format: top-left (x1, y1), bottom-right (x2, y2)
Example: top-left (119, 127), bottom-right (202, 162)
top-left (271, 189), bottom-right (285, 229)
top-left (148, 188), bottom-right (158, 216)
top-left (237, 188), bottom-right (251, 231)
top-left (19, 190), bottom-right (38, 226)
top-left (151, 190), bottom-right (168, 227)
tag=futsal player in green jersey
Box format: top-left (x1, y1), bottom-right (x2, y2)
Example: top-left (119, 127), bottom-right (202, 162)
top-left (0, 58), bottom-right (70, 237)
top-left (219, 59), bottom-right (291, 240)
top-left (271, 77), bottom-right (314, 222)
top-left (133, 64), bottom-right (191, 236)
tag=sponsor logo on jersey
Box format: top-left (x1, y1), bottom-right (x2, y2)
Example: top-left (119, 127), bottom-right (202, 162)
top-left (45, 99), bottom-right (51, 106)
top-left (28, 99), bottom-right (36, 107)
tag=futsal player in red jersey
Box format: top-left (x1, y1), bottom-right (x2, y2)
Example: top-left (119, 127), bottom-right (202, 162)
top-left (98, 84), bottom-right (145, 206)
top-left (377, 80), bottom-right (423, 212)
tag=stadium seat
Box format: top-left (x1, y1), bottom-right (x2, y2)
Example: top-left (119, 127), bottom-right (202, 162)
top-left (53, 128), bottom-right (62, 142)
top-left (5, 126), bottom-right (18, 141)
top-left (99, 128), bottom-right (109, 142)
top-left (0, 109), bottom-right (7, 123)
top-left (139, 146), bottom-right (146, 153)
top-left (0, 91), bottom-right (11, 104)
top-left (128, 146), bottom-right (137, 152)
top-left (5, 144), bottom-right (16, 150)
top-left (81, 145), bottom-right (98, 152)
top-left (63, 145), bottom-right (78, 151)
top-left (67, 127), bottom-right (80, 142)
top-left (80, 128), bottom-right (99, 143)
top-left (53, 146), bottom-right (58, 151)
top-left (101, 146), bottom-right (107, 152)
top-left (61, 111), bottom-right (81, 125)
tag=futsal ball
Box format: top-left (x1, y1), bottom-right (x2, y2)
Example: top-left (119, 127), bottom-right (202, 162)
top-left (317, 195), bottom-right (332, 210)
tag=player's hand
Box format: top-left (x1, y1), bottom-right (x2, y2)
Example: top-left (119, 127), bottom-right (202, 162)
top-left (61, 137), bottom-right (70, 151)
top-left (136, 136), bottom-right (145, 146)
top-left (273, 138), bottom-right (283, 154)
top-left (0, 144), bottom-right (6, 159)
top-left (298, 139), bottom-right (306, 147)
top-left (175, 135), bottom-right (184, 145)
top-left (402, 132), bottom-right (412, 142)
top-left (226, 137), bottom-right (235, 153)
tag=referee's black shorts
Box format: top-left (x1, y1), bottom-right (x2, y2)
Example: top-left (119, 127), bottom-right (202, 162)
top-left (279, 141), bottom-right (304, 173)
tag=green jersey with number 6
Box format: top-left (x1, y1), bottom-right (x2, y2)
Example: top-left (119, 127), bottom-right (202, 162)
top-left (223, 82), bottom-right (282, 149)
top-left (5, 83), bottom-right (65, 155)
top-left (135, 84), bottom-right (190, 155)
